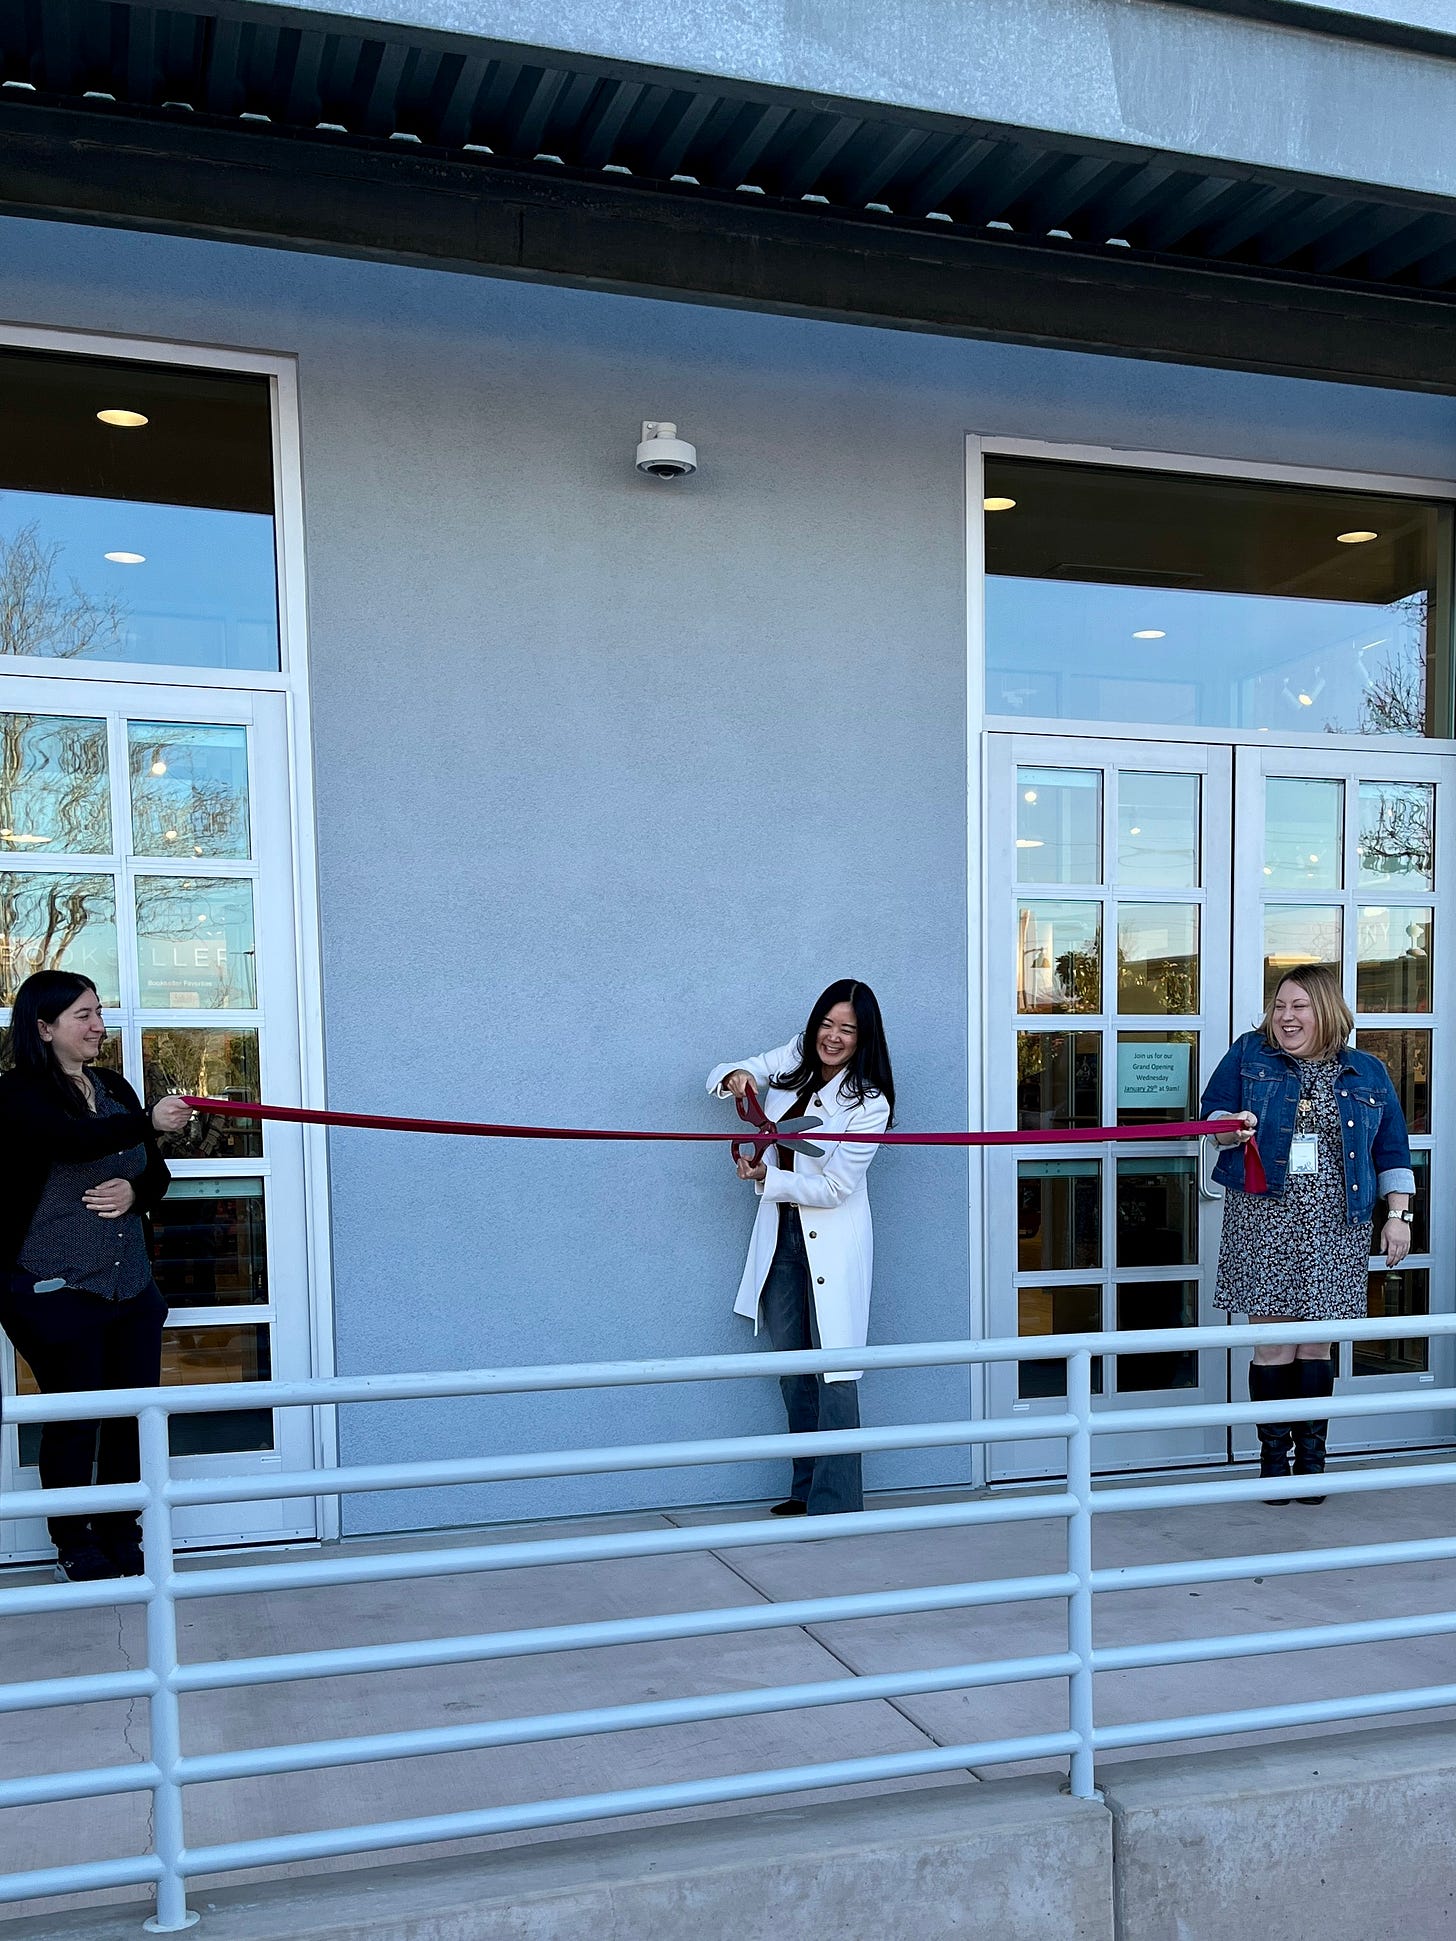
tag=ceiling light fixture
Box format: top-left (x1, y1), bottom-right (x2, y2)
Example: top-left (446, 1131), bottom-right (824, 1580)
top-left (1132, 629), bottom-right (1166, 640)
top-left (150, 760), bottom-right (167, 776)
top-left (1129, 826), bottom-right (1141, 835)
top-left (1337, 530), bottom-right (1378, 544)
top-left (1015, 838), bottom-right (1044, 848)
top-left (105, 551), bottom-right (145, 565)
top-left (1297, 692), bottom-right (1314, 706)
top-left (1023, 789), bottom-right (1038, 804)
top-left (97, 409), bottom-right (148, 428)
top-left (983, 496), bottom-right (1017, 512)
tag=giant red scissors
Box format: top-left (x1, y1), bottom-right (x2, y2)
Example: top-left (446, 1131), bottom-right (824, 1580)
top-left (731, 1082), bottom-right (825, 1170)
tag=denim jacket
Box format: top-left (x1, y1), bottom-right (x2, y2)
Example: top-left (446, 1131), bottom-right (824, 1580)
top-left (1200, 1032), bottom-right (1414, 1219)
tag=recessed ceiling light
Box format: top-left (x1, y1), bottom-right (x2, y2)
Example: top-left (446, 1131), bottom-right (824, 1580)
top-left (1337, 530), bottom-right (1378, 544)
top-left (983, 496), bottom-right (1017, 512)
top-left (105, 551), bottom-right (145, 565)
top-left (97, 409), bottom-right (148, 428)
top-left (1129, 826), bottom-right (1141, 835)
top-left (1023, 789), bottom-right (1038, 804)
top-left (1263, 866), bottom-right (1273, 876)
top-left (1015, 838), bottom-right (1044, 848)
top-left (1132, 629), bottom-right (1166, 640)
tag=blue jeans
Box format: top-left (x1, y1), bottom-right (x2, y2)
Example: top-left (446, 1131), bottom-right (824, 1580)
top-left (758, 1209), bottom-right (863, 1515)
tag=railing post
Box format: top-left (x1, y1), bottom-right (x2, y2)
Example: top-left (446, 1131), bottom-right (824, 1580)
top-left (1066, 1349), bottom-right (1098, 1800)
top-left (138, 1405), bottom-right (198, 1934)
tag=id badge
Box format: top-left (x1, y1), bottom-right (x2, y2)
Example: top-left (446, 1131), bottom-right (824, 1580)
top-left (1289, 1134), bottom-right (1320, 1177)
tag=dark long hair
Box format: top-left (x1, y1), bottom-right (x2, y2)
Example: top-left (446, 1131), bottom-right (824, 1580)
top-left (772, 978), bottom-right (896, 1126)
top-left (8, 970), bottom-right (102, 1115)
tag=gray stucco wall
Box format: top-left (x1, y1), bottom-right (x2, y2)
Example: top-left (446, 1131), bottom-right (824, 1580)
top-left (0, 216), bottom-right (1452, 1528)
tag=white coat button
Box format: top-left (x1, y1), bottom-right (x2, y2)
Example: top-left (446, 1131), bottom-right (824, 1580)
top-left (1347, 1120), bottom-right (1354, 1128)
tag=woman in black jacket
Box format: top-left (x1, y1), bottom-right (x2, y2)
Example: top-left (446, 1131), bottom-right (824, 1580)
top-left (0, 970), bottom-right (191, 1581)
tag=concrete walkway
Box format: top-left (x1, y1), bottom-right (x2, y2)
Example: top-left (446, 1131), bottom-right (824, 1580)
top-left (3, 1465), bottom-right (1454, 1929)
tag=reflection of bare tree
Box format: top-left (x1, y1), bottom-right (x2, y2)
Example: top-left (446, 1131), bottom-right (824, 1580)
top-left (0, 524), bottom-right (125, 660)
top-left (0, 714), bottom-right (111, 853)
top-left (1360, 785), bottom-right (1433, 882)
top-left (1359, 653), bottom-right (1426, 736)
top-left (0, 873), bottom-right (114, 1003)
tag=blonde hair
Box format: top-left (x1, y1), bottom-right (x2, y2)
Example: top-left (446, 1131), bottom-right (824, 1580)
top-left (1259, 963), bottom-right (1352, 1061)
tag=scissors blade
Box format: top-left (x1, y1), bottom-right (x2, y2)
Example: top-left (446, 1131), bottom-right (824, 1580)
top-left (773, 1114), bottom-right (825, 1157)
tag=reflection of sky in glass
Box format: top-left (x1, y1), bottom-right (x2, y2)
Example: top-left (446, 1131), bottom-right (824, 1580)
top-left (1118, 773), bottom-right (1200, 889)
top-left (986, 579), bottom-right (1427, 733)
top-left (130, 723), bottom-right (251, 859)
top-left (1264, 778), bottom-right (1342, 889)
top-left (0, 491), bottom-right (278, 670)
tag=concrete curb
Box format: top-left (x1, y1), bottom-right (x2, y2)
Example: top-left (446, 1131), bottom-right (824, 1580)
top-left (0, 1777), bottom-right (1112, 1941)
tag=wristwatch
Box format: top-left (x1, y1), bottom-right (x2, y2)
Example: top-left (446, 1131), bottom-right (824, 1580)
top-left (1390, 1209), bottom-right (1414, 1224)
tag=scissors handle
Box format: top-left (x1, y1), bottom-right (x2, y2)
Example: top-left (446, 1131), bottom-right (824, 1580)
top-left (732, 1083), bottom-right (775, 1166)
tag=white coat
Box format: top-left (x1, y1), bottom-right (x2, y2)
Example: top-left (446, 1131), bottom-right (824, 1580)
top-left (707, 1041), bottom-right (891, 1382)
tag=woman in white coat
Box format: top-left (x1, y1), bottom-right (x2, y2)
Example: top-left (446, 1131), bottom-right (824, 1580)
top-left (708, 979), bottom-right (895, 1518)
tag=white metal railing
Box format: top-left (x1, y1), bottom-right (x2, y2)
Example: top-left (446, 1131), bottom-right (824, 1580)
top-left (2, 1313), bottom-right (1455, 1932)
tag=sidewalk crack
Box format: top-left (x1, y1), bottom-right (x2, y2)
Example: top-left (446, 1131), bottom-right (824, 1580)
top-left (114, 1601), bottom-right (155, 1849)
top-left (678, 1516), bottom-right (952, 1756)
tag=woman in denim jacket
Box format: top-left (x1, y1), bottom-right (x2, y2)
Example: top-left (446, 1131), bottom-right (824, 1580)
top-left (1202, 963), bottom-right (1414, 1503)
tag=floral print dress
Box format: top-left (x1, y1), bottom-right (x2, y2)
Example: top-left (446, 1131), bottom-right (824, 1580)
top-left (1215, 1057), bottom-right (1373, 1321)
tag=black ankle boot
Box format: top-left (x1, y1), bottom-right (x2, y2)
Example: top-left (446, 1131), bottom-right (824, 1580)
top-left (1248, 1363), bottom-right (1296, 1502)
top-left (1292, 1356), bottom-right (1336, 1504)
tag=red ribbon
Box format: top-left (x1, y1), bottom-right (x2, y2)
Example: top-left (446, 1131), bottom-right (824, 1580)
top-left (182, 1096), bottom-right (1268, 1188)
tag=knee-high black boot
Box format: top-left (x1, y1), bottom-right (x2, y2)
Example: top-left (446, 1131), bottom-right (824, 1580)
top-left (1248, 1362), bottom-right (1296, 1502)
top-left (1292, 1356), bottom-right (1336, 1505)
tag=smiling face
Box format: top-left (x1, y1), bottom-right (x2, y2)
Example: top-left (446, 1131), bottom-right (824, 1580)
top-left (815, 1001), bottom-right (859, 1077)
top-left (38, 988), bottom-right (107, 1073)
top-left (1270, 978), bottom-right (1317, 1058)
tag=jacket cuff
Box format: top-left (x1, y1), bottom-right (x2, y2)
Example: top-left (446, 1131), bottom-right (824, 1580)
top-left (758, 1167), bottom-right (792, 1205)
top-left (1377, 1168), bottom-right (1416, 1198)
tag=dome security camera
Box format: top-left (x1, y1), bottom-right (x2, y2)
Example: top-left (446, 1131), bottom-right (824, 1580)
top-left (636, 421), bottom-right (697, 480)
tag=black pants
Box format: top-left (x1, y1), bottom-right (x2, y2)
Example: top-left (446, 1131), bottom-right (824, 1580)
top-left (759, 1210), bottom-right (863, 1516)
top-left (0, 1278), bottom-right (165, 1552)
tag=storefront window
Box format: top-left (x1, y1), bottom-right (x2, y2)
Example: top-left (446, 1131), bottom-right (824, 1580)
top-left (0, 350), bottom-right (278, 671)
top-left (984, 459), bottom-right (1453, 735)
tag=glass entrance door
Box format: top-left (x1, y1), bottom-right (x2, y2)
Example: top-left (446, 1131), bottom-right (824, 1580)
top-left (988, 733), bottom-right (1454, 1479)
top-left (987, 735), bottom-right (1234, 1478)
top-left (0, 675), bottom-right (318, 1556)
top-left (1232, 743), bottom-right (1453, 1453)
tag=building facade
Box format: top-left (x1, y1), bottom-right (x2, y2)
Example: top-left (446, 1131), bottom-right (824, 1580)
top-left (0, 0), bottom-right (1452, 1555)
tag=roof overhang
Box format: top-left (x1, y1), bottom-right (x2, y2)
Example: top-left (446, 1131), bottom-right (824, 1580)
top-left (0, 0), bottom-right (1452, 391)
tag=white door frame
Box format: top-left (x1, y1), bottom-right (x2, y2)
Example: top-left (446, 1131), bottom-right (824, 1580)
top-left (986, 733), bottom-right (1233, 1478)
top-left (1232, 741), bottom-right (1454, 1453)
top-left (0, 320), bottom-right (336, 1548)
